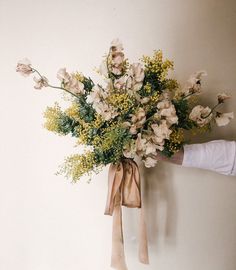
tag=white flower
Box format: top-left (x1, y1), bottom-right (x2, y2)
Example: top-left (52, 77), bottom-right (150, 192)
top-left (140, 97), bottom-right (150, 104)
top-left (114, 75), bottom-right (127, 90)
top-left (157, 100), bottom-right (178, 126)
top-left (151, 120), bottom-right (172, 142)
top-left (111, 39), bottom-right (124, 52)
top-left (99, 60), bottom-right (108, 77)
top-left (86, 85), bottom-right (106, 104)
top-left (145, 142), bottom-right (160, 155)
top-left (189, 105), bottom-right (212, 126)
top-left (68, 76), bottom-right (85, 94)
top-left (112, 52), bottom-right (124, 67)
top-left (130, 63), bottom-right (145, 83)
top-left (135, 133), bottom-right (147, 156)
top-left (183, 70), bottom-right (207, 96)
top-left (217, 93), bottom-right (231, 104)
top-left (16, 58), bottom-right (33, 77)
top-left (33, 76), bottom-right (48, 89)
top-left (127, 63), bottom-right (145, 92)
top-left (129, 108), bottom-right (146, 134)
top-left (93, 101), bottom-right (118, 121)
top-left (57, 68), bottom-right (71, 84)
top-left (111, 66), bottom-right (122, 75)
top-left (215, 112), bottom-right (234, 126)
top-left (143, 157), bottom-right (157, 168)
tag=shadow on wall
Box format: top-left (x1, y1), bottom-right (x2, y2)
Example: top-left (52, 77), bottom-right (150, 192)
top-left (141, 161), bottom-right (178, 250)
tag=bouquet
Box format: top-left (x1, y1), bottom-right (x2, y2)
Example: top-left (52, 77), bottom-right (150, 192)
top-left (16, 39), bottom-right (234, 269)
top-left (16, 39), bottom-right (233, 181)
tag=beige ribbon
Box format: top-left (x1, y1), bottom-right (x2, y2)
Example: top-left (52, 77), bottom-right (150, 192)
top-left (105, 159), bottom-right (149, 270)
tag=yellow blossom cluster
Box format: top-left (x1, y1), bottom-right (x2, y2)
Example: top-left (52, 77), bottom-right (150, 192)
top-left (65, 102), bottom-right (81, 122)
top-left (142, 50), bottom-right (174, 80)
top-left (74, 72), bottom-right (85, 82)
top-left (44, 103), bottom-right (63, 134)
top-left (150, 92), bottom-right (160, 104)
top-left (191, 124), bottom-right (211, 136)
top-left (166, 129), bottom-right (185, 153)
top-left (143, 82), bottom-right (152, 93)
top-left (62, 151), bottom-right (97, 182)
top-left (107, 93), bottom-right (133, 114)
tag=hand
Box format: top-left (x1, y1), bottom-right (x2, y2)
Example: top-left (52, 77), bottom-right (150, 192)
top-left (151, 148), bottom-right (184, 165)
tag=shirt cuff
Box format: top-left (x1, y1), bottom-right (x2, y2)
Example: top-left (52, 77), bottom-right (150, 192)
top-left (182, 140), bottom-right (236, 176)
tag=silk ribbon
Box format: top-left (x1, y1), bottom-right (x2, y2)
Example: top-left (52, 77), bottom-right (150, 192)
top-left (104, 159), bottom-right (149, 270)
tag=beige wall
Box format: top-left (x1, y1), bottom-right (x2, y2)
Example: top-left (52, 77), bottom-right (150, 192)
top-left (0, 0), bottom-right (236, 269)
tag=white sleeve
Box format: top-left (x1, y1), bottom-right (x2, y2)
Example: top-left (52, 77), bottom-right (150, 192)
top-left (182, 140), bottom-right (236, 176)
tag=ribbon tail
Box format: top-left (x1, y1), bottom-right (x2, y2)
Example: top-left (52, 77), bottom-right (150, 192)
top-left (139, 207), bottom-right (149, 264)
top-left (138, 204), bottom-right (149, 264)
top-left (111, 203), bottom-right (128, 270)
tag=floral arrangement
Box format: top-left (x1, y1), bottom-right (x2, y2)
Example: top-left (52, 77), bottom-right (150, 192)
top-left (16, 39), bottom-right (234, 182)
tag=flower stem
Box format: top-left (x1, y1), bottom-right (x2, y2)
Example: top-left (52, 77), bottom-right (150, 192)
top-left (32, 68), bottom-right (79, 98)
top-left (202, 103), bottom-right (221, 118)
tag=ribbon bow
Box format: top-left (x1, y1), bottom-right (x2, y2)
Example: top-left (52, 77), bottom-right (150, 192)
top-left (105, 159), bottom-right (149, 270)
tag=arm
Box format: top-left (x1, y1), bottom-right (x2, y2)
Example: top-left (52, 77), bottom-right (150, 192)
top-left (153, 140), bottom-right (236, 176)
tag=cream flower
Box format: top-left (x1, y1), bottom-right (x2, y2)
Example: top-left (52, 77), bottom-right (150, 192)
top-left (114, 75), bottom-right (127, 90)
top-left (57, 68), bottom-right (71, 83)
top-left (130, 63), bottom-right (145, 83)
top-left (127, 63), bottom-right (145, 92)
top-left (112, 52), bottom-right (124, 67)
top-left (143, 157), bottom-right (157, 168)
top-left (157, 100), bottom-right (178, 126)
top-left (189, 105), bottom-right (212, 126)
top-left (129, 108), bottom-right (146, 134)
top-left (99, 60), bottom-right (108, 77)
top-left (68, 76), bottom-right (85, 94)
top-left (16, 58), bottom-right (33, 77)
top-left (151, 120), bottom-right (172, 142)
top-left (217, 93), bottom-right (231, 104)
top-left (145, 142), bottom-right (164, 155)
top-left (93, 102), bottom-right (118, 121)
top-left (135, 133), bottom-right (147, 156)
top-left (183, 70), bottom-right (207, 96)
top-left (140, 97), bottom-right (150, 104)
top-left (87, 85), bottom-right (107, 104)
top-left (33, 76), bottom-right (48, 89)
top-left (111, 39), bottom-right (124, 52)
top-left (215, 112), bottom-right (234, 126)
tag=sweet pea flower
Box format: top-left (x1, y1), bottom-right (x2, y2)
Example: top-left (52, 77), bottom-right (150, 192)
top-left (189, 105), bottom-right (212, 126)
top-left (157, 100), bottom-right (178, 126)
top-left (33, 76), bottom-right (49, 89)
top-left (68, 76), bottom-right (85, 95)
top-left (99, 60), bottom-right (108, 77)
top-left (145, 141), bottom-right (164, 155)
top-left (135, 133), bottom-right (147, 156)
top-left (112, 52), bottom-right (125, 67)
top-left (215, 112), bottom-right (234, 126)
top-left (129, 108), bottom-right (146, 134)
top-left (183, 70), bottom-right (207, 96)
top-left (217, 93), bottom-right (231, 104)
top-left (114, 75), bottom-right (127, 90)
top-left (151, 120), bottom-right (172, 142)
top-left (143, 157), bottom-right (157, 168)
top-left (57, 68), bottom-right (71, 84)
top-left (111, 39), bottom-right (124, 53)
top-left (16, 58), bottom-right (33, 77)
top-left (87, 85), bottom-right (107, 104)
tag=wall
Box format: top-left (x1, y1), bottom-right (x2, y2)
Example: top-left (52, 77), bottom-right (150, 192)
top-left (0, 0), bottom-right (236, 269)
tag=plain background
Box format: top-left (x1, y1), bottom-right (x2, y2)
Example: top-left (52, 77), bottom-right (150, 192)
top-left (0, 0), bottom-right (236, 269)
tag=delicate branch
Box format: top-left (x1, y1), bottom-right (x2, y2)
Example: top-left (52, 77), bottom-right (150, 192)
top-left (202, 103), bottom-right (222, 119)
top-left (32, 68), bottom-right (79, 98)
